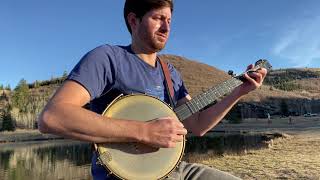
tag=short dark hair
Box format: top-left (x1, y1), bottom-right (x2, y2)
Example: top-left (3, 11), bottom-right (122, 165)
top-left (124, 0), bottom-right (173, 34)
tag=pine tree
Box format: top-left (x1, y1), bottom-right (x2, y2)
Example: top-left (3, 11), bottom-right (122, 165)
top-left (1, 105), bottom-right (15, 131)
top-left (12, 78), bottom-right (30, 112)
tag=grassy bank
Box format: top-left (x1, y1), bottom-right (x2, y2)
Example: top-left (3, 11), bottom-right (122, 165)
top-left (185, 130), bottom-right (320, 179)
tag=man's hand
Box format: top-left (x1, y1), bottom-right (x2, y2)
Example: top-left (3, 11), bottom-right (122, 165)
top-left (141, 117), bottom-right (187, 148)
top-left (237, 64), bottom-right (268, 96)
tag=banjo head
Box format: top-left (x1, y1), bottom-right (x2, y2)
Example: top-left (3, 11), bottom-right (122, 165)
top-left (96, 94), bottom-right (185, 180)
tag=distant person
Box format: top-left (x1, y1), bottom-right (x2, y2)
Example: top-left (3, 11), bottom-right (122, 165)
top-left (267, 113), bottom-right (272, 124)
top-left (37, 0), bottom-right (267, 179)
top-left (288, 116), bottom-right (293, 124)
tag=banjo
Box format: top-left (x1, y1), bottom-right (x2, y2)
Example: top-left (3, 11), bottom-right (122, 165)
top-left (94, 59), bottom-right (272, 179)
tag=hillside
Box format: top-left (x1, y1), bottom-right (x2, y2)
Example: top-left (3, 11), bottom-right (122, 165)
top-left (160, 54), bottom-right (231, 96)
top-left (1, 55), bottom-right (320, 130)
top-left (161, 56), bottom-right (320, 100)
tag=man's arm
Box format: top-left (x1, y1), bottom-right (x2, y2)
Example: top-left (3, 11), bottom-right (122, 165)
top-left (38, 80), bottom-right (187, 147)
top-left (181, 66), bottom-right (267, 136)
top-left (38, 80), bottom-right (145, 143)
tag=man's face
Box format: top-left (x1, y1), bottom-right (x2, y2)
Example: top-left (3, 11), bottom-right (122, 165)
top-left (133, 7), bottom-right (171, 52)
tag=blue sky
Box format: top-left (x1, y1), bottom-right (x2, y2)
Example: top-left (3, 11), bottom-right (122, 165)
top-left (1, 0), bottom-right (320, 88)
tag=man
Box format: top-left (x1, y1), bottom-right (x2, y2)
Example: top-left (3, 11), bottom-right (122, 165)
top-left (38, 0), bottom-right (267, 179)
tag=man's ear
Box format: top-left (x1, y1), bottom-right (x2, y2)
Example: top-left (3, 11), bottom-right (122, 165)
top-left (127, 12), bottom-right (139, 32)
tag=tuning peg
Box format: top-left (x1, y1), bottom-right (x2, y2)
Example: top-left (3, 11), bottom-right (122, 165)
top-left (228, 70), bottom-right (235, 77)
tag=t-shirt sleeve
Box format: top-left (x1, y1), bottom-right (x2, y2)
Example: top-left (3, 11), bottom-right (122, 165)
top-left (67, 45), bottom-right (117, 100)
top-left (168, 63), bottom-right (189, 101)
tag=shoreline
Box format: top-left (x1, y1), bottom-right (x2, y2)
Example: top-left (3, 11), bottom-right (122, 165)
top-left (0, 129), bottom-right (63, 143)
top-left (1, 116), bottom-right (319, 144)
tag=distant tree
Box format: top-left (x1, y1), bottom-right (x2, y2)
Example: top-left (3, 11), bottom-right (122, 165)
top-left (12, 79), bottom-right (30, 112)
top-left (62, 70), bottom-right (68, 79)
top-left (0, 84), bottom-right (3, 90)
top-left (5, 84), bottom-right (11, 91)
top-left (280, 100), bottom-right (289, 116)
top-left (1, 105), bottom-right (16, 131)
top-left (33, 80), bottom-right (40, 88)
top-left (0, 90), bottom-right (9, 101)
top-left (225, 104), bottom-right (242, 124)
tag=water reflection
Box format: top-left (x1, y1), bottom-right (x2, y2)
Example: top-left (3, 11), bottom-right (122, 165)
top-left (0, 140), bottom-right (92, 180)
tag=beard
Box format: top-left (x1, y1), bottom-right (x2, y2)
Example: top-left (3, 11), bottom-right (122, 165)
top-left (151, 39), bottom-right (166, 52)
top-left (138, 28), bottom-right (168, 52)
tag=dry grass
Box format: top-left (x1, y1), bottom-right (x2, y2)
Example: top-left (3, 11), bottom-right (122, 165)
top-left (185, 130), bottom-right (320, 179)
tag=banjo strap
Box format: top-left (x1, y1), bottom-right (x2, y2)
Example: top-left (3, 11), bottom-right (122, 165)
top-left (158, 56), bottom-right (175, 108)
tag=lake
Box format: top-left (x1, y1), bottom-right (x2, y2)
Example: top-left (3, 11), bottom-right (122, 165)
top-left (0, 131), bottom-right (285, 180)
top-left (0, 140), bottom-right (92, 180)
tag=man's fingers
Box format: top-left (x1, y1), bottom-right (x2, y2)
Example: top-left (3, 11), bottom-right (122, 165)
top-left (246, 64), bottom-right (254, 71)
top-left (176, 127), bottom-right (188, 135)
top-left (171, 134), bottom-right (184, 142)
top-left (244, 73), bottom-right (258, 86)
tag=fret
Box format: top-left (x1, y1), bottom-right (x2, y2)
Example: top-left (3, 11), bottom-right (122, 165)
top-left (192, 97), bottom-right (201, 111)
top-left (205, 91), bottom-right (212, 103)
top-left (208, 88), bottom-right (218, 101)
top-left (211, 90), bottom-right (218, 102)
top-left (227, 81), bottom-right (233, 91)
top-left (189, 101), bottom-right (197, 114)
top-left (183, 105), bottom-right (192, 117)
top-left (192, 99), bottom-right (199, 112)
top-left (207, 92), bottom-right (213, 104)
top-left (186, 101), bottom-right (196, 114)
top-left (224, 82), bottom-right (230, 91)
top-left (221, 82), bottom-right (228, 93)
top-left (174, 104), bottom-right (192, 121)
top-left (228, 79), bottom-right (237, 89)
top-left (174, 107), bottom-right (183, 120)
top-left (216, 85), bottom-right (224, 97)
top-left (212, 86), bottom-right (220, 97)
top-left (197, 93), bottom-right (204, 106)
top-left (224, 81), bottom-right (230, 91)
top-left (194, 96), bottom-right (203, 110)
top-left (223, 82), bottom-right (229, 92)
top-left (202, 92), bottom-right (211, 105)
top-left (225, 80), bottom-right (233, 93)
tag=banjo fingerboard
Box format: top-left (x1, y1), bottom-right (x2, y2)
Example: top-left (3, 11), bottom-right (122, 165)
top-left (174, 78), bottom-right (243, 121)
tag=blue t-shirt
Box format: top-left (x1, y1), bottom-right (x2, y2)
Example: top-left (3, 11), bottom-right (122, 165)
top-left (67, 44), bottom-right (188, 179)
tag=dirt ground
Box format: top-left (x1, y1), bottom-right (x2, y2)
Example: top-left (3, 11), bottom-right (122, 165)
top-left (186, 117), bottom-right (320, 180)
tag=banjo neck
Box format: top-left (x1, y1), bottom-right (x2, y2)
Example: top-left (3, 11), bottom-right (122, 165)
top-left (174, 59), bottom-right (272, 121)
top-left (174, 77), bottom-right (243, 121)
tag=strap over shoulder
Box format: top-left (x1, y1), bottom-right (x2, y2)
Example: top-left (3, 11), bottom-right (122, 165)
top-left (157, 56), bottom-right (175, 107)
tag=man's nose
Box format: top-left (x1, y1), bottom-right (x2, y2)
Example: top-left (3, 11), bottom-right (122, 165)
top-left (160, 20), bottom-right (170, 32)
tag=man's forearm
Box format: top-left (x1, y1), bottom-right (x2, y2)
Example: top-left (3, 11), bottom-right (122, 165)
top-left (184, 87), bottom-right (244, 136)
top-left (38, 102), bottom-right (145, 143)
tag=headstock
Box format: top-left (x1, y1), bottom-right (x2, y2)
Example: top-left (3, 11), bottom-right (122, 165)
top-left (254, 59), bottom-right (272, 71)
top-left (235, 59), bottom-right (272, 81)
